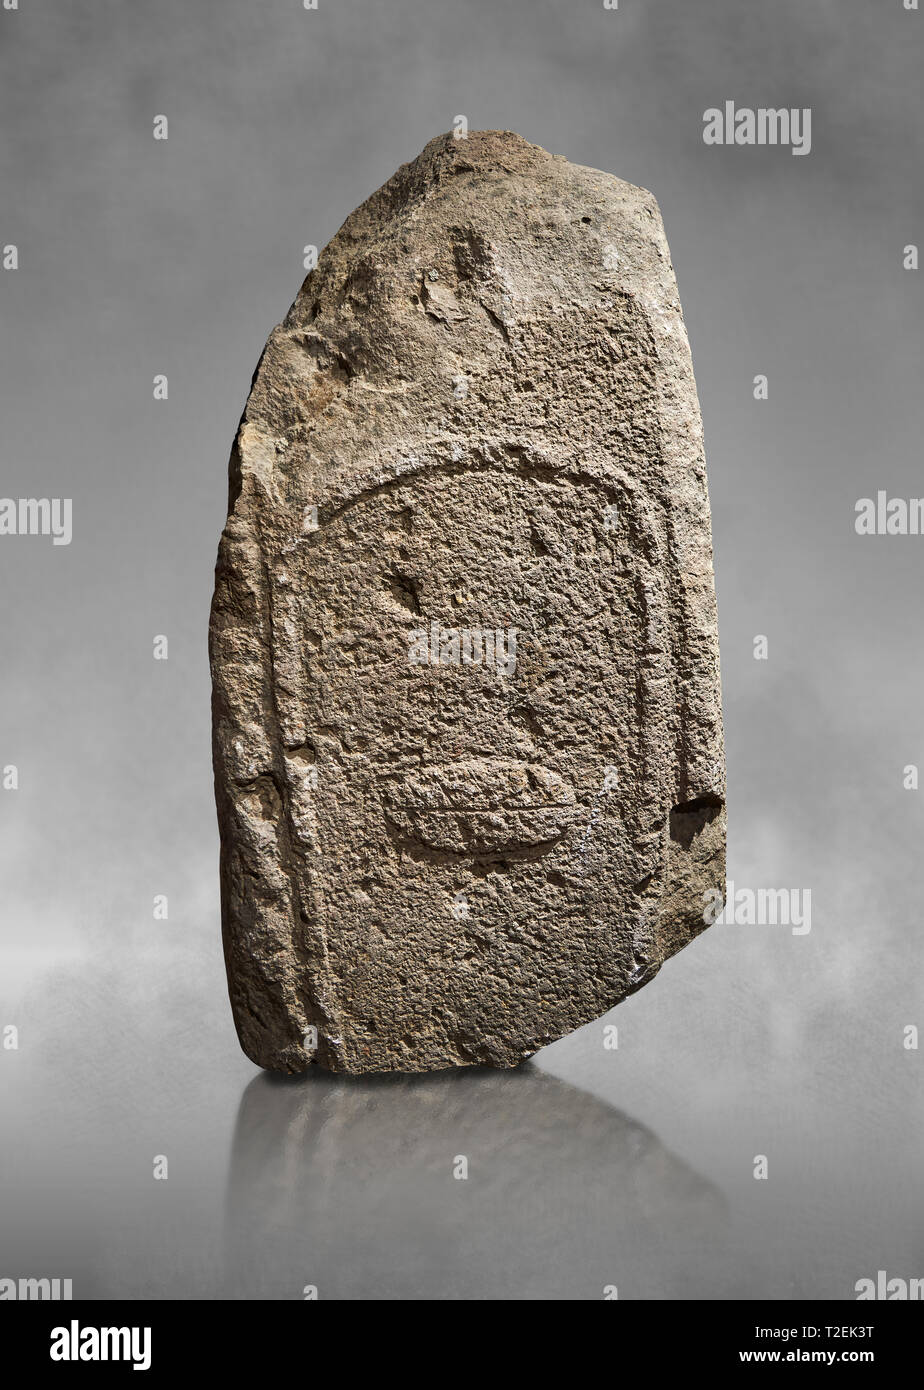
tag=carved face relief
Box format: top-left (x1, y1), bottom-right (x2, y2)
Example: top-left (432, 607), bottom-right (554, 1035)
top-left (266, 458), bottom-right (675, 1070)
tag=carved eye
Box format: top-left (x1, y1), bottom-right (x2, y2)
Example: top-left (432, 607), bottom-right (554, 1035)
top-left (384, 757), bottom-right (578, 855)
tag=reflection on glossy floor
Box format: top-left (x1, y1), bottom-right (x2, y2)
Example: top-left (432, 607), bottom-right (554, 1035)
top-left (224, 1066), bottom-right (727, 1300)
top-left (3, 866), bottom-right (921, 1302)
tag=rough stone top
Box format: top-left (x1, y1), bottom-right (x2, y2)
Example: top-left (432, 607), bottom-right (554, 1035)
top-left (225, 128), bottom-right (689, 525)
top-left (357, 127), bottom-right (651, 203)
top-left (296, 128), bottom-right (665, 310)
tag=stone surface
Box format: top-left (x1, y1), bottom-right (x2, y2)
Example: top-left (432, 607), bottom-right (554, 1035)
top-left (209, 130), bottom-right (725, 1075)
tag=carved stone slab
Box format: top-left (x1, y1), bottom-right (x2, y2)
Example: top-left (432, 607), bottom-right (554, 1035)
top-left (209, 131), bottom-right (725, 1073)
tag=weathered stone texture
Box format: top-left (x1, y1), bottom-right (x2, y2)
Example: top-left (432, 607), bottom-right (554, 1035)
top-left (210, 130), bottom-right (725, 1074)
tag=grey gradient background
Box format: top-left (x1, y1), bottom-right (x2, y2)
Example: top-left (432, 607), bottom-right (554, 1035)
top-left (1, 0), bottom-right (922, 1300)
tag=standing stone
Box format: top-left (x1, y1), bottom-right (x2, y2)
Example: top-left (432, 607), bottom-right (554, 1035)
top-left (209, 130), bottom-right (725, 1075)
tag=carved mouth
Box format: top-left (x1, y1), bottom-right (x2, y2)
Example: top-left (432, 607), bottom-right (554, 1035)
top-left (384, 757), bottom-right (578, 854)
